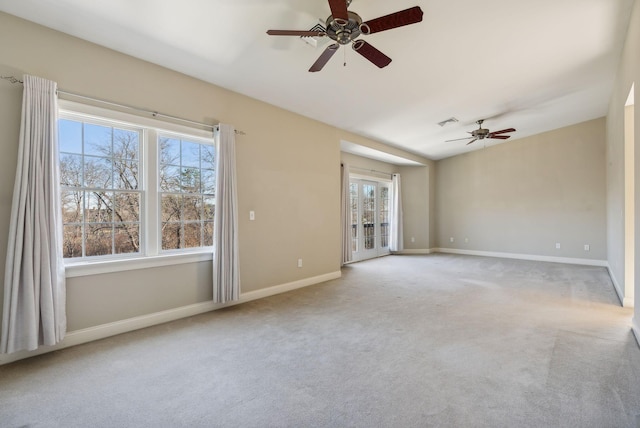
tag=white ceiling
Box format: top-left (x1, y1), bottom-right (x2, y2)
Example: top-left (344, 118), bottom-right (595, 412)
top-left (0, 0), bottom-right (634, 160)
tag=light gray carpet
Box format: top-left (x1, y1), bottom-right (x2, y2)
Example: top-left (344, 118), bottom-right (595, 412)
top-left (1, 254), bottom-right (639, 427)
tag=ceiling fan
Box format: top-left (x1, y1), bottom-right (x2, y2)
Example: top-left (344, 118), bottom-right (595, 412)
top-left (266, 0), bottom-right (423, 72)
top-left (445, 120), bottom-right (516, 145)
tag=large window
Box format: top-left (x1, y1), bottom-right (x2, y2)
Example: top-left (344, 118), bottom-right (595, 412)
top-left (58, 103), bottom-right (216, 263)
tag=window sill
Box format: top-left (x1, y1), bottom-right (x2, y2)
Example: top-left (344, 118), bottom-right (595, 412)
top-left (65, 251), bottom-right (213, 278)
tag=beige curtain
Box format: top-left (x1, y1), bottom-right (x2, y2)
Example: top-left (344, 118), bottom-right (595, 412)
top-left (389, 173), bottom-right (403, 252)
top-left (2, 75), bottom-right (66, 353)
top-left (213, 124), bottom-right (240, 303)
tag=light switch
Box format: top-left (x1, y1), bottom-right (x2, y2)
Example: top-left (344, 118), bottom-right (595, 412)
top-left (249, 211), bottom-right (255, 221)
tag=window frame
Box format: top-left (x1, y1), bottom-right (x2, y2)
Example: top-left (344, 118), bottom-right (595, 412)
top-left (59, 114), bottom-right (145, 260)
top-left (58, 100), bottom-right (216, 277)
top-left (157, 132), bottom-right (216, 252)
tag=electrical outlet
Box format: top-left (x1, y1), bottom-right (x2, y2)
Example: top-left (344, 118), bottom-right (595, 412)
top-left (411, 237), bottom-right (415, 243)
top-left (297, 258), bottom-right (303, 268)
top-left (555, 243), bottom-right (561, 249)
top-left (464, 237), bottom-right (469, 243)
top-left (450, 237), bottom-right (454, 243)
top-left (584, 244), bottom-right (590, 251)
top-left (249, 211), bottom-right (255, 221)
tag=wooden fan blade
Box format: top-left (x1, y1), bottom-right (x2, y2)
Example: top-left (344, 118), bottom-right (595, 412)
top-left (328, 0), bottom-right (349, 21)
top-left (352, 40), bottom-right (391, 68)
top-left (267, 30), bottom-right (326, 36)
top-left (361, 6), bottom-right (423, 34)
top-left (445, 137), bottom-right (474, 142)
top-left (488, 128), bottom-right (516, 135)
top-left (309, 44), bottom-right (340, 72)
top-left (466, 138), bottom-right (478, 145)
top-left (489, 135), bottom-right (511, 140)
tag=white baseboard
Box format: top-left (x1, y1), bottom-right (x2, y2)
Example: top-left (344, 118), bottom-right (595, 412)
top-left (0, 270), bottom-right (341, 365)
top-left (607, 266), bottom-right (625, 307)
top-left (633, 318), bottom-right (640, 348)
top-left (433, 248), bottom-right (608, 267)
top-left (393, 249), bottom-right (432, 255)
top-left (239, 271), bottom-right (342, 302)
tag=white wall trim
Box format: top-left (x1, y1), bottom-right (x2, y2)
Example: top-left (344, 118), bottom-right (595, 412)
top-left (0, 270), bottom-right (341, 365)
top-left (633, 318), bottom-right (640, 348)
top-left (393, 249), bottom-right (432, 255)
top-left (65, 251), bottom-right (213, 278)
top-left (433, 248), bottom-right (608, 267)
top-left (607, 266), bottom-right (626, 307)
top-left (239, 271), bottom-right (342, 302)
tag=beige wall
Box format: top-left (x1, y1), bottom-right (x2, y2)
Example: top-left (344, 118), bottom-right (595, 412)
top-left (0, 12), bottom-right (379, 332)
top-left (435, 118), bottom-right (607, 260)
top-left (398, 165), bottom-right (430, 251)
top-left (606, 0), bottom-right (640, 329)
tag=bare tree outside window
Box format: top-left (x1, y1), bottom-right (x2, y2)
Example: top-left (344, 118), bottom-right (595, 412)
top-left (159, 136), bottom-right (215, 250)
top-left (59, 115), bottom-right (216, 260)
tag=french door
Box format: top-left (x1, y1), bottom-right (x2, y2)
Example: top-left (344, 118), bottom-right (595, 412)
top-left (349, 178), bottom-right (390, 262)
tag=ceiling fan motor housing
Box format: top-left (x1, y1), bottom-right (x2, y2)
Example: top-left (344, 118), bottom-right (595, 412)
top-left (326, 11), bottom-right (363, 44)
top-left (472, 128), bottom-right (490, 139)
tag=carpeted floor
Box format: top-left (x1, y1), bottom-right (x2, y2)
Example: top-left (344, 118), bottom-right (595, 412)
top-left (1, 254), bottom-right (639, 427)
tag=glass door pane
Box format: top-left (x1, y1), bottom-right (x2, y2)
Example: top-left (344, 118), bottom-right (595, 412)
top-left (379, 185), bottom-right (389, 250)
top-left (362, 183), bottom-right (376, 250)
top-left (350, 183), bottom-right (358, 252)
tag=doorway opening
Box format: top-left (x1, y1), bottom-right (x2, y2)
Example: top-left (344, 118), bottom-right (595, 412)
top-left (625, 82), bottom-right (635, 307)
top-left (349, 178), bottom-right (391, 262)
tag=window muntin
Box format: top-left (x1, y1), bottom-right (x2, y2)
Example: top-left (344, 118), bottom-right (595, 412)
top-left (58, 105), bottom-right (216, 263)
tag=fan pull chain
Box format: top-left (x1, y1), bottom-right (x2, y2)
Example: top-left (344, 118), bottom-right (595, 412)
top-left (344, 47), bottom-right (347, 67)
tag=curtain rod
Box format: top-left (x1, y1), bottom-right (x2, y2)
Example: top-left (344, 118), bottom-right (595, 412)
top-left (1, 75), bottom-right (246, 135)
top-left (348, 165), bottom-right (395, 177)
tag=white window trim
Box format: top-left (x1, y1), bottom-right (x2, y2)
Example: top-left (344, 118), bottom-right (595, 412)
top-left (65, 251), bottom-right (213, 278)
top-left (349, 171), bottom-right (392, 183)
top-left (58, 100), bottom-right (213, 140)
top-left (58, 100), bottom-right (216, 276)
